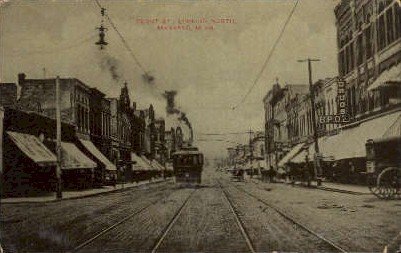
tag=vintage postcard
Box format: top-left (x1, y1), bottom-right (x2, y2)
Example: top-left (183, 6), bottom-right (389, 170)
top-left (0, 0), bottom-right (401, 252)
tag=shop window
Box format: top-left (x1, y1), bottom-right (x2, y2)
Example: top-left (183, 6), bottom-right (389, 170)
top-left (395, 5), bottom-right (401, 39)
top-left (345, 46), bottom-right (350, 74)
top-left (365, 26), bottom-right (372, 59)
top-left (357, 34), bottom-right (363, 65)
top-left (378, 14), bottom-right (386, 50)
top-left (386, 7), bottom-right (395, 44)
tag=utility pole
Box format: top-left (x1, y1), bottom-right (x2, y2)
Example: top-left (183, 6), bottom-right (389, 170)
top-left (56, 76), bottom-right (62, 199)
top-left (248, 128), bottom-right (254, 176)
top-left (297, 58), bottom-right (322, 186)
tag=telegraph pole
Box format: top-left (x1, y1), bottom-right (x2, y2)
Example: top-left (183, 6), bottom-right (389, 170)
top-left (297, 58), bottom-right (322, 186)
top-left (248, 128), bottom-right (253, 176)
top-left (56, 76), bottom-right (62, 199)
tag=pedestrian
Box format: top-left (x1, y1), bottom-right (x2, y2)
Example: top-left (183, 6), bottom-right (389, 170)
top-left (304, 154), bottom-right (311, 187)
top-left (269, 165), bottom-right (275, 183)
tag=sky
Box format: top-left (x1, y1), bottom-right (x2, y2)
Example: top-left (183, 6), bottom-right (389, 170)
top-left (0, 0), bottom-right (340, 159)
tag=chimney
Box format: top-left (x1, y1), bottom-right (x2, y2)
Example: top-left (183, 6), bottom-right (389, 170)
top-left (18, 73), bottom-right (26, 87)
top-left (132, 102), bottom-right (137, 111)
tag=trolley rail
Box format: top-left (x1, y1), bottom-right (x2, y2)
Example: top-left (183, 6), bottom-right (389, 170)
top-left (151, 189), bottom-right (197, 253)
top-left (219, 183), bottom-right (256, 253)
top-left (72, 185), bottom-right (178, 253)
top-left (227, 180), bottom-right (348, 253)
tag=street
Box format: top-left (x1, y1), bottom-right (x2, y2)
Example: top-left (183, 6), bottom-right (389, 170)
top-left (1, 168), bottom-right (400, 253)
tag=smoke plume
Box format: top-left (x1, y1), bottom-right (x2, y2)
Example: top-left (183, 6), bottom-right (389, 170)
top-left (142, 73), bottom-right (155, 85)
top-left (163, 90), bottom-right (193, 140)
top-left (100, 54), bottom-right (124, 83)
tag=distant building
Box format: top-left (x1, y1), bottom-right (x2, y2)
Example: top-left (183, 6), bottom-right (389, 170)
top-left (154, 118), bottom-right (166, 164)
top-left (263, 81), bottom-right (309, 169)
top-left (132, 102), bottom-right (146, 155)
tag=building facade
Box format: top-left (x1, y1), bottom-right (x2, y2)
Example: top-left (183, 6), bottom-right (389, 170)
top-left (17, 73), bottom-right (91, 140)
top-left (335, 0), bottom-right (401, 120)
top-left (89, 88), bottom-right (111, 159)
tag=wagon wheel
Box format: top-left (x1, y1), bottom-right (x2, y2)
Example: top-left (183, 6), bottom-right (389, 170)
top-left (369, 167), bottom-right (401, 200)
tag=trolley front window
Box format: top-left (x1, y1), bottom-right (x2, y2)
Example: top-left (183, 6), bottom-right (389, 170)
top-left (173, 154), bottom-right (204, 166)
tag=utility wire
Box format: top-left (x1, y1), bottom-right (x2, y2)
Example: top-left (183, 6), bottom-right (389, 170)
top-left (197, 132), bottom-right (250, 136)
top-left (94, 0), bottom-right (148, 75)
top-left (231, 0), bottom-right (299, 110)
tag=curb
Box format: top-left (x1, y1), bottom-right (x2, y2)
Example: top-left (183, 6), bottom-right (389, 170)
top-left (317, 186), bottom-right (370, 195)
top-left (253, 179), bottom-right (371, 196)
top-left (0, 178), bottom-right (172, 204)
top-left (290, 182), bottom-right (370, 195)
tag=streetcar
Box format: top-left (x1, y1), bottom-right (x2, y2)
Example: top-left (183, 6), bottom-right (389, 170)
top-left (366, 136), bottom-right (401, 199)
top-left (172, 147), bottom-right (204, 184)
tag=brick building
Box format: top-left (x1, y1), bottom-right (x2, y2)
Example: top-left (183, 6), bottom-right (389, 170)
top-left (17, 73), bottom-right (91, 139)
top-left (16, 73), bottom-right (116, 186)
top-left (335, 0), bottom-right (401, 120)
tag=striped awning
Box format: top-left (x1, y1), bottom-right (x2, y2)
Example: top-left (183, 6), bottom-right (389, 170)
top-left (79, 139), bottom-right (116, 171)
top-left (319, 111), bottom-right (401, 160)
top-left (7, 131), bottom-right (56, 167)
top-left (278, 142), bottom-right (305, 167)
top-left (131, 153), bottom-right (149, 171)
top-left (151, 160), bottom-right (165, 171)
top-left (368, 64), bottom-right (401, 91)
top-left (141, 156), bottom-right (155, 170)
top-left (165, 162), bottom-right (174, 171)
top-left (60, 142), bottom-right (97, 170)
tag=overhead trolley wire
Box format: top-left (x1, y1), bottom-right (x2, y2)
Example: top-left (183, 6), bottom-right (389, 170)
top-left (231, 0), bottom-right (299, 110)
top-left (197, 132), bottom-right (250, 136)
top-left (93, 0), bottom-right (148, 75)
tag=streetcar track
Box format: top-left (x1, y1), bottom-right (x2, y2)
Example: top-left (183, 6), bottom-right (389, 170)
top-left (225, 180), bottom-right (348, 253)
top-left (219, 182), bottom-right (256, 253)
top-left (151, 189), bottom-right (197, 253)
top-left (71, 185), bottom-right (180, 253)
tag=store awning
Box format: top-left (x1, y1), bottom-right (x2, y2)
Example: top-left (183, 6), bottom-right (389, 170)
top-left (140, 156), bottom-right (153, 170)
top-left (290, 149), bottom-right (308, 164)
top-left (60, 142), bottom-right (97, 170)
top-left (319, 111), bottom-right (401, 160)
top-left (278, 142), bottom-right (305, 167)
top-left (152, 160), bottom-right (165, 171)
top-left (7, 131), bottom-right (56, 167)
top-left (79, 139), bottom-right (116, 171)
top-left (131, 153), bottom-right (149, 171)
top-left (165, 162), bottom-right (174, 171)
top-left (368, 64), bottom-right (401, 91)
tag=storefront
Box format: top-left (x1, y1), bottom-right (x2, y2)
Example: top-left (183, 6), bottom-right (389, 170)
top-left (79, 139), bottom-right (117, 186)
top-left (131, 152), bottom-right (150, 182)
top-left (45, 141), bottom-right (97, 189)
top-left (2, 131), bottom-right (57, 196)
top-left (288, 110), bottom-right (401, 183)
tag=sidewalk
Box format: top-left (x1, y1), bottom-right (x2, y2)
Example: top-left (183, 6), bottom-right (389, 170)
top-left (253, 177), bottom-right (371, 195)
top-left (0, 178), bottom-right (170, 204)
top-left (318, 181), bottom-right (371, 195)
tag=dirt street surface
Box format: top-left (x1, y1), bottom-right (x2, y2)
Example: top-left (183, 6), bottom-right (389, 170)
top-left (1, 169), bottom-right (400, 252)
top-left (230, 176), bottom-right (401, 252)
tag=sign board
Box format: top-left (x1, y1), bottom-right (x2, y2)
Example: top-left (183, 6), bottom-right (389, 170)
top-left (319, 114), bottom-right (350, 124)
top-left (319, 78), bottom-right (350, 125)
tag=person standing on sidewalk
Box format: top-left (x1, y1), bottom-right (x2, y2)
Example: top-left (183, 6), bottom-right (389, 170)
top-left (304, 154), bottom-right (312, 187)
